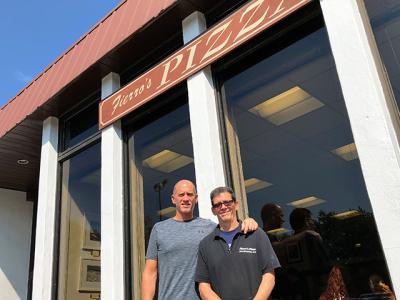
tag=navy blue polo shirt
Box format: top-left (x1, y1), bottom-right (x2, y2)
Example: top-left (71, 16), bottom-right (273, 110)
top-left (195, 227), bottom-right (280, 300)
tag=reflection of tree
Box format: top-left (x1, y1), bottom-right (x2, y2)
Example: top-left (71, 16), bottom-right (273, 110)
top-left (153, 179), bottom-right (167, 221)
top-left (317, 208), bottom-right (383, 263)
top-left (315, 208), bottom-right (393, 297)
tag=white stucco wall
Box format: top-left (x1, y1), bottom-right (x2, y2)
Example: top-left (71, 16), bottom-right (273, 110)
top-left (0, 188), bottom-right (33, 300)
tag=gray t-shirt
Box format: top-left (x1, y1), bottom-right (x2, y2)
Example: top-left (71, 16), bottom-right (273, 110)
top-left (146, 217), bottom-right (216, 300)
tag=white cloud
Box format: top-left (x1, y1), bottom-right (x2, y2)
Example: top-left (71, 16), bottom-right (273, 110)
top-left (13, 70), bottom-right (32, 84)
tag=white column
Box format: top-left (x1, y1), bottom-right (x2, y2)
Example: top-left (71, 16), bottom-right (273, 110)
top-left (101, 72), bottom-right (125, 300)
top-left (183, 12), bottom-right (225, 221)
top-left (32, 117), bottom-right (58, 300)
top-left (321, 0), bottom-right (400, 295)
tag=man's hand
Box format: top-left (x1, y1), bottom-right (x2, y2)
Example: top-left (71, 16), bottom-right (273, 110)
top-left (199, 282), bottom-right (221, 300)
top-left (241, 217), bottom-right (258, 234)
top-left (141, 259), bottom-right (158, 300)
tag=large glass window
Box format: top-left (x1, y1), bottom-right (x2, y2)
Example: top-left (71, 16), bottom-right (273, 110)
top-left (62, 95), bottom-right (100, 151)
top-left (127, 94), bottom-right (196, 298)
top-left (129, 102), bottom-right (196, 244)
top-left (58, 142), bottom-right (101, 300)
top-left (365, 0), bottom-right (400, 113)
top-left (134, 105), bottom-right (197, 241)
top-left (218, 18), bottom-right (393, 300)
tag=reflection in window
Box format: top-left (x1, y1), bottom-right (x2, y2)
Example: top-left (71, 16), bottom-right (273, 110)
top-left (130, 103), bottom-right (196, 247)
top-left (58, 142), bottom-right (101, 299)
top-left (365, 0), bottom-right (400, 112)
top-left (220, 25), bottom-right (393, 299)
top-left (63, 100), bottom-right (99, 151)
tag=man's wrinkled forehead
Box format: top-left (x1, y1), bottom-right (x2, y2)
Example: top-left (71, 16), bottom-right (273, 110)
top-left (173, 180), bottom-right (197, 195)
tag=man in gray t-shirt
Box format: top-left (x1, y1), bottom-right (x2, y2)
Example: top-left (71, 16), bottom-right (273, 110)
top-left (141, 180), bottom-right (257, 300)
top-left (146, 217), bottom-right (215, 299)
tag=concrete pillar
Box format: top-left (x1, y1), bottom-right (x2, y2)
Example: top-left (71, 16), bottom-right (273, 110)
top-left (320, 0), bottom-right (400, 295)
top-left (32, 117), bottom-right (59, 300)
top-left (100, 72), bottom-right (126, 300)
top-left (182, 12), bottom-right (226, 221)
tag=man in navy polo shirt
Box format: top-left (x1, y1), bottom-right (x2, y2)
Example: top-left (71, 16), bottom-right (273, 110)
top-left (195, 186), bottom-right (280, 300)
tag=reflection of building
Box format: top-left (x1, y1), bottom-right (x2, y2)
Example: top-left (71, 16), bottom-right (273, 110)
top-left (0, 1), bottom-right (400, 299)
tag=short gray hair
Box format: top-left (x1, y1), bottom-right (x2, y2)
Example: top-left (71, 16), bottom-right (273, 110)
top-left (210, 186), bottom-right (236, 203)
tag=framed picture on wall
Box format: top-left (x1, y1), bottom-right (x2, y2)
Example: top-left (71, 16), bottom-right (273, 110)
top-left (82, 215), bottom-right (101, 250)
top-left (286, 242), bottom-right (302, 264)
top-left (78, 259), bottom-right (101, 292)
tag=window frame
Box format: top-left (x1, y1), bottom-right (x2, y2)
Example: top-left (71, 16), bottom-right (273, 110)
top-left (56, 92), bottom-right (102, 299)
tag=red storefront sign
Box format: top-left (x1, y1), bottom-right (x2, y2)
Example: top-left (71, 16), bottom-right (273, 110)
top-left (99, 0), bottom-right (311, 128)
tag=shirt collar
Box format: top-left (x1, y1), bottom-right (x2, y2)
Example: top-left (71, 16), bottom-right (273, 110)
top-left (212, 221), bottom-right (243, 239)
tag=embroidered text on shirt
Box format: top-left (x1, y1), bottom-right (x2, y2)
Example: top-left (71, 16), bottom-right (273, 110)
top-left (239, 247), bottom-right (256, 254)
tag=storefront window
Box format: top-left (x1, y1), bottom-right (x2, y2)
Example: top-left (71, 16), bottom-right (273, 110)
top-left (58, 142), bottom-right (101, 300)
top-left (364, 0), bottom-right (400, 112)
top-left (63, 96), bottom-right (100, 151)
top-left (218, 20), bottom-right (393, 299)
top-left (128, 100), bottom-right (196, 248)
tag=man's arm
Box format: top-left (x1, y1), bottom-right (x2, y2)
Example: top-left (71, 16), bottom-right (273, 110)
top-left (141, 259), bottom-right (158, 300)
top-left (253, 271), bottom-right (275, 300)
top-left (199, 282), bottom-right (221, 300)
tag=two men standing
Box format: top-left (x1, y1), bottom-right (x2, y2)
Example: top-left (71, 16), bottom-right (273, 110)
top-left (141, 180), bottom-right (279, 299)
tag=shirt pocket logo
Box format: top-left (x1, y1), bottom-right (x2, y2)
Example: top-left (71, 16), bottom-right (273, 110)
top-left (239, 247), bottom-right (256, 254)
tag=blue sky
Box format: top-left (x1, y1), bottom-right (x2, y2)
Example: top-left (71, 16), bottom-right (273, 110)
top-left (0, 0), bottom-right (121, 108)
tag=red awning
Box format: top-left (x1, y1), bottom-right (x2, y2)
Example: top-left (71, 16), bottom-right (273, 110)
top-left (0, 0), bottom-right (177, 139)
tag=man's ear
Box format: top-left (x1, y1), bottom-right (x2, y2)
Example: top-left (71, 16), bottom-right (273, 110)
top-left (171, 195), bottom-right (176, 205)
top-left (212, 207), bottom-right (217, 216)
top-left (211, 203), bottom-right (216, 215)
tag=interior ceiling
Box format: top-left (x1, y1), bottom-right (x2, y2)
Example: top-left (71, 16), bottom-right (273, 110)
top-left (0, 0), bottom-right (246, 196)
top-left (223, 27), bottom-right (371, 224)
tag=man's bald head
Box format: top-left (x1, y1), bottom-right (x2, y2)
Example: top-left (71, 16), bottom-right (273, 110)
top-left (172, 180), bottom-right (197, 196)
top-left (171, 179), bottom-right (198, 221)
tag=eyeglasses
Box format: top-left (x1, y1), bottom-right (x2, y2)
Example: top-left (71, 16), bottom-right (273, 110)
top-left (211, 199), bottom-right (235, 209)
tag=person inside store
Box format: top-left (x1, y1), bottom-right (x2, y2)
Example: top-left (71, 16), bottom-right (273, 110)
top-left (141, 180), bottom-right (258, 300)
top-left (261, 203), bottom-right (300, 300)
top-left (261, 203), bottom-right (285, 242)
top-left (271, 207), bottom-right (332, 299)
top-left (195, 186), bottom-right (280, 300)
